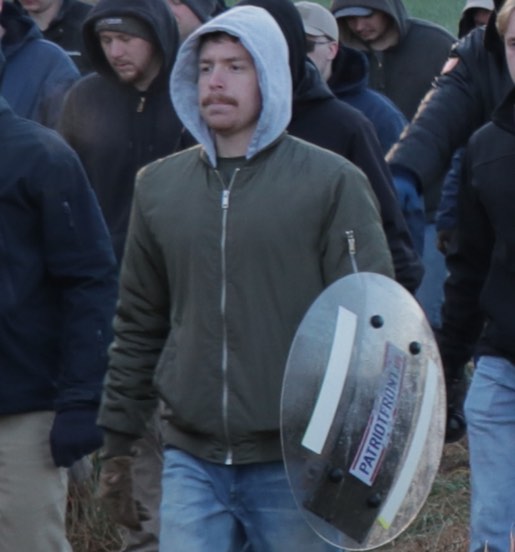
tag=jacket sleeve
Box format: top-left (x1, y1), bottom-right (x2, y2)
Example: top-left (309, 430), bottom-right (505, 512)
top-left (98, 175), bottom-right (170, 437)
top-left (346, 115), bottom-right (424, 293)
top-left (435, 148), bottom-right (463, 232)
top-left (38, 139), bottom-right (118, 410)
top-left (437, 143), bottom-right (490, 376)
top-left (36, 43), bottom-right (80, 129)
top-left (321, 160), bottom-right (395, 285)
top-left (387, 29), bottom-right (504, 194)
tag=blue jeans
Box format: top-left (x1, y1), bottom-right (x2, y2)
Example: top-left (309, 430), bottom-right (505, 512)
top-left (464, 356), bottom-right (515, 552)
top-left (159, 448), bottom-right (338, 552)
top-left (415, 223), bottom-right (447, 329)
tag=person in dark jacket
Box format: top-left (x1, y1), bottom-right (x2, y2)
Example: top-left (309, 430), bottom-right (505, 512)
top-left (330, 0), bottom-right (456, 121)
top-left (0, 44), bottom-right (117, 550)
top-left (167, 0), bottom-right (225, 42)
top-left (459, 0), bottom-right (494, 36)
top-left (15, 0), bottom-right (93, 73)
top-left (59, 0), bottom-right (183, 263)
top-left (0, 0), bottom-right (79, 127)
top-left (295, 0), bottom-right (407, 154)
top-left (329, 0), bottom-right (456, 329)
top-left (237, 0), bottom-right (423, 294)
top-left (386, 0), bottom-right (512, 438)
top-left (58, 1), bottom-right (184, 550)
top-left (387, 0), bottom-right (512, 204)
top-left (435, 0), bottom-right (494, 255)
top-left (437, 3), bottom-right (515, 549)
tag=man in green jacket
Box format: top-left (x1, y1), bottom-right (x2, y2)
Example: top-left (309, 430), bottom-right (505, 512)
top-left (97, 5), bottom-right (394, 551)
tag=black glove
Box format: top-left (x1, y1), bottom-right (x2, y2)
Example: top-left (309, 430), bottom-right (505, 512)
top-left (445, 377), bottom-right (468, 443)
top-left (50, 406), bottom-right (104, 467)
top-left (436, 228), bottom-right (455, 255)
top-left (97, 456), bottom-right (150, 530)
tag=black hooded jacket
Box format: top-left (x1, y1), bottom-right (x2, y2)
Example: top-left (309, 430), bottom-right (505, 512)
top-left (331, 0), bottom-right (455, 121)
top-left (237, 0), bottom-right (423, 293)
top-left (387, 0), bottom-right (513, 199)
top-left (58, 0), bottom-right (183, 262)
top-left (438, 87), bottom-right (515, 377)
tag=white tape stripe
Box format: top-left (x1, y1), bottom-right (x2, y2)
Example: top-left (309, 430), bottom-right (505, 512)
top-left (377, 360), bottom-right (439, 529)
top-left (301, 306), bottom-right (357, 454)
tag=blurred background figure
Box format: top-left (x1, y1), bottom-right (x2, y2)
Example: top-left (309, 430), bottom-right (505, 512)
top-left (15, 0), bottom-right (93, 73)
top-left (295, 0), bottom-right (407, 155)
top-left (167, 0), bottom-right (226, 42)
top-left (0, 0), bottom-right (79, 127)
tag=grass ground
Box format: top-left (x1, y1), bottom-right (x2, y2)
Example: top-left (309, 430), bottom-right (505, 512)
top-left (67, 439), bottom-right (471, 551)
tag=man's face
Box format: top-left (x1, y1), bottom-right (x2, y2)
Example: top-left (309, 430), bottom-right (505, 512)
top-left (473, 8), bottom-right (492, 27)
top-left (504, 9), bottom-right (515, 83)
top-left (17, 0), bottom-right (57, 14)
top-left (306, 34), bottom-right (338, 82)
top-left (344, 10), bottom-right (391, 44)
top-left (168, 0), bottom-right (202, 42)
top-left (99, 31), bottom-right (161, 91)
top-left (198, 36), bottom-right (262, 143)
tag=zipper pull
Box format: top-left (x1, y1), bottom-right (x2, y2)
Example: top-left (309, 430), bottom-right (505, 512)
top-left (345, 230), bottom-right (359, 274)
top-left (222, 189), bottom-right (230, 209)
top-left (137, 95), bottom-right (146, 113)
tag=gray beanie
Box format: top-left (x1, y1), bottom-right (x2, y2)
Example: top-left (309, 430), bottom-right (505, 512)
top-left (181, 0), bottom-right (217, 22)
top-left (95, 16), bottom-right (156, 43)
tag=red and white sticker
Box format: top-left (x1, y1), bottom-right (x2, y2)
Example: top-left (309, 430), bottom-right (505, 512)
top-left (349, 342), bottom-right (406, 487)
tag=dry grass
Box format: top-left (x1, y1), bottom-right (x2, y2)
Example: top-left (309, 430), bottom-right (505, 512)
top-left (67, 457), bottom-right (122, 552)
top-left (67, 441), bottom-right (470, 551)
top-left (377, 439), bottom-right (470, 552)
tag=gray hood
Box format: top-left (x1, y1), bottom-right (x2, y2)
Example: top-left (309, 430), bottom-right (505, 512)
top-left (170, 5), bottom-right (292, 167)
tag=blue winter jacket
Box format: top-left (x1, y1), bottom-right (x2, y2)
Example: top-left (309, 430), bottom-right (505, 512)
top-left (328, 44), bottom-right (407, 154)
top-left (0, 1), bottom-right (79, 127)
top-left (0, 95), bottom-right (118, 415)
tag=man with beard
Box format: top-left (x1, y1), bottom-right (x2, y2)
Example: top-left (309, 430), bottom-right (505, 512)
top-left (58, 1), bottom-right (184, 550)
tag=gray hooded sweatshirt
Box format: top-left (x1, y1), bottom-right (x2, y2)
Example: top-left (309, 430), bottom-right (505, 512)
top-left (98, 5), bottom-right (393, 465)
top-left (170, 5), bottom-right (292, 166)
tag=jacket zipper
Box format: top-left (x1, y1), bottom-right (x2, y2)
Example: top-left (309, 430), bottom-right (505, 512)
top-left (216, 168), bottom-right (240, 465)
top-left (137, 95), bottom-right (146, 113)
top-left (345, 229), bottom-right (358, 273)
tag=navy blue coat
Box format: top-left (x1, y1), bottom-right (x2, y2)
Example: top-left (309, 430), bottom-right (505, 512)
top-left (0, 96), bottom-right (118, 415)
top-left (0, 1), bottom-right (79, 127)
top-left (328, 44), bottom-right (407, 154)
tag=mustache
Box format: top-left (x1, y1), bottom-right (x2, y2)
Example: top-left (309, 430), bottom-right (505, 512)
top-left (201, 94), bottom-right (238, 107)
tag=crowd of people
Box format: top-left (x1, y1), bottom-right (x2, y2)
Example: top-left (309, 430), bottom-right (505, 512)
top-left (1, 0), bottom-right (514, 551)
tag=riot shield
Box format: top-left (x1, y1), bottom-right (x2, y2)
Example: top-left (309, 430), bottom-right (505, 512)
top-left (281, 272), bottom-right (446, 550)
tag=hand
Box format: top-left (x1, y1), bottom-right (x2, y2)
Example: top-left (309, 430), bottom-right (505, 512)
top-left (50, 407), bottom-right (103, 467)
top-left (445, 377), bottom-right (467, 443)
top-left (97, 456), bottom-right (150, 530)
top-left (392, 173), bottom-right (425, 257)
top-left (437, 228), bottom-right (455, 255)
